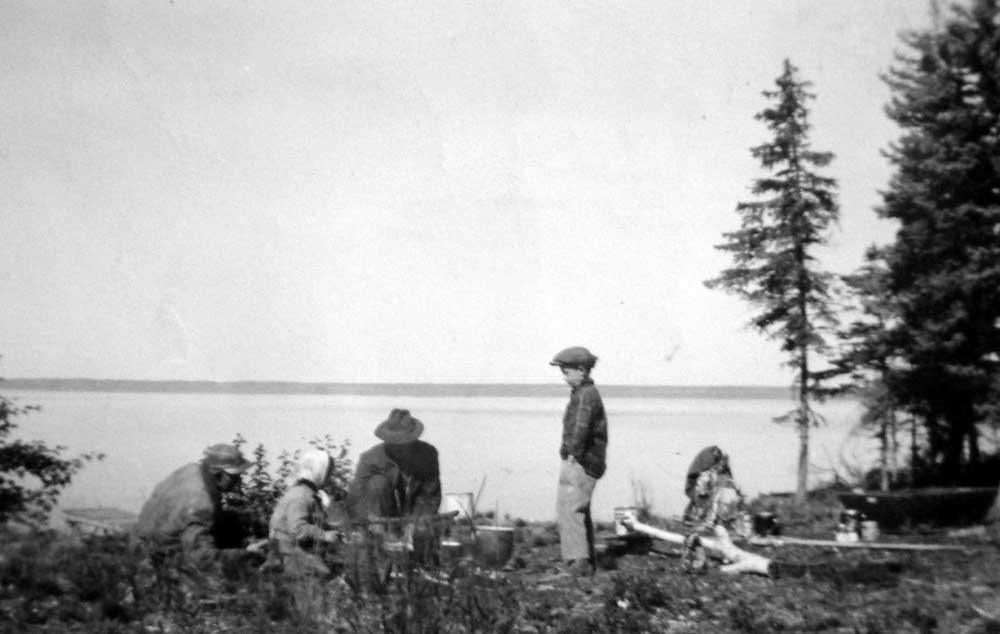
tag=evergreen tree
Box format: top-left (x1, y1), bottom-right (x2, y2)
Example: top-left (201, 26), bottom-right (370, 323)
top-left (878, 0), bottom-right (1000, 481)
top-left (705, 59), bottom-right (840, 504)
top-left (834, 247), bottom-right (904, 490)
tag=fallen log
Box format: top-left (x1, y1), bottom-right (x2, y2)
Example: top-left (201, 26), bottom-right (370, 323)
top-left (61, 508), bottom-right (138, 536)
top-left (622, 517), bottom-right (773, 576)
top-left (946, 525), bottom-right (987, 539)
top-left (748, 535), bottom-right (968, 552)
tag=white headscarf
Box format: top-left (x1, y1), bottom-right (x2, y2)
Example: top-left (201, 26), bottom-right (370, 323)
top-left (296, 449), bottom-right (332, 488)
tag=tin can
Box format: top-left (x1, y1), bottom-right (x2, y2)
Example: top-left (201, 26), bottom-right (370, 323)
top-left (735, 511), bottom-right (753, 539)
top-left (441, 492), bottom-right (476, 519)
top-left (839, 509), bottom-right (864, 538)
top-left (613, 506), bottom-right (639, 536)
top-left (860, 520), bottom-right (879, 542)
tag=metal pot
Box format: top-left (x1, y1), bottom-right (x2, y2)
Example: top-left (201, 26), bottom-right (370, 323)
top-left (752, 511), bottom-right (780, 536)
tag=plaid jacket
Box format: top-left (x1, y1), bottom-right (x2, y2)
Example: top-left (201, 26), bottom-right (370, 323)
top-left (559, 379), bottom-right (608, 479)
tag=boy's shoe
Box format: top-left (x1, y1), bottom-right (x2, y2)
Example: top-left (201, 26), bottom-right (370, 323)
top-left (566, 558), bottom-right (595, 577)
top-left (537, 559), bottom-right (594, 583)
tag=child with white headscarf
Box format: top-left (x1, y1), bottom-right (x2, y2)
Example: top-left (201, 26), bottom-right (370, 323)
top-left (267, 449), bottom-right (341, 576)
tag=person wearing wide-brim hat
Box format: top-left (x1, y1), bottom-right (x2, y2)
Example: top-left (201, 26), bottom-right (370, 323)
top-left (134, 443), bottom-right (253, 570)
top-left (550, 346), bottom-right (608, 577)
top-left (344, 408), bottom-right (442, 527)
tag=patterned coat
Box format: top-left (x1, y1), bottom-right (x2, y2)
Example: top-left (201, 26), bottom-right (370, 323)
top-left (559, 379), bottom-right (608, 479)
top-left (268, 481), bottom-right (332, 576)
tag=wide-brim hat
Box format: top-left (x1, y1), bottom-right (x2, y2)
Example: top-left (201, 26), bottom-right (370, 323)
top-left (375, 408), bottom-right (424, 444)
top-left (203, 443), bottom-right (252, 474)
top-left (549, 346), bottom-right (598, 369)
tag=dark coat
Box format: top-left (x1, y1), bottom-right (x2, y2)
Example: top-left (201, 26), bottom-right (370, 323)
top-left (344, 441), bottom-right (442, 522)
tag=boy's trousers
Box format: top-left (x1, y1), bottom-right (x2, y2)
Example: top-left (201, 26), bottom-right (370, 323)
top-left (556, 457), bottom-right (597, 562)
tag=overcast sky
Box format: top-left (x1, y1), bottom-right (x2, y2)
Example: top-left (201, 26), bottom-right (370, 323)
top-left (1, 1), bottom-right (934, 386)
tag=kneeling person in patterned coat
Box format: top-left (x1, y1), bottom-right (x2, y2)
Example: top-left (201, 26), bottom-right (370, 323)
top-left (267, 449), bottom-right (343, 577)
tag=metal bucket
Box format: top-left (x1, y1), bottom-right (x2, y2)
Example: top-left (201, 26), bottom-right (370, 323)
top-left (474, 526), bottom-right (514, 567)
top-left (439, 539), bottom-right (466, 565)
top-left (442, 492), bottom-right (476, 519)
top-left (613, 506), bottom-right (639, 536)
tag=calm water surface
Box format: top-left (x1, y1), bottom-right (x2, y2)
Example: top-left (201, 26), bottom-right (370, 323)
top-left (10, 389), bottom-right (868, 522)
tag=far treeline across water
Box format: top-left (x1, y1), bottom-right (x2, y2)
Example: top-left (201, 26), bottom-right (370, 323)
top-left (2, 378), bottom-right (798, 400)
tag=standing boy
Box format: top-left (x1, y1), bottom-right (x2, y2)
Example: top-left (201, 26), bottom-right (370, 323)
top-left (550, 346), bottom-right (607, 576)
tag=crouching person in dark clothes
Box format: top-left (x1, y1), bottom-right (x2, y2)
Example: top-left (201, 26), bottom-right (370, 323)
top-left (134, 443), bottom-right (257, 584)
top-left (266, 449), bottom-right (344, 578)
top-left (344, 409), bottom-right (442, 567)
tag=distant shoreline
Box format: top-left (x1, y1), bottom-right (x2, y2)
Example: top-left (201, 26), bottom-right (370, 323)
top-left (2, 378), bottom-right (797, 400)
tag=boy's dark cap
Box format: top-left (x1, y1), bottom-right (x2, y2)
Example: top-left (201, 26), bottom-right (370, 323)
top-left (549, 346), bottom-right (598, 369)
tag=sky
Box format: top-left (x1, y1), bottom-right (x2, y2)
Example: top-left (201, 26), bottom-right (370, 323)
top-left (0, 1), bottom-right (936, 386)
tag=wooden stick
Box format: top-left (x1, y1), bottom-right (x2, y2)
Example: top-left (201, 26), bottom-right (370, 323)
top-left (352, 510), bottom-right (459, 529)
top-left (474, 475), bottom-right (487, 515)
top-left (748, 535), bottom-right (968, 552)
top-left (624, 517), bottom-right (773, 576)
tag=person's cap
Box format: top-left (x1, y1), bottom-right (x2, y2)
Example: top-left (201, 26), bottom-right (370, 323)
top-left (375, 408), bottom-right (424, 444)
top-left (549, 346), bottom-right (598, 369)
top-left (202, 443), bottom-right (252, 474)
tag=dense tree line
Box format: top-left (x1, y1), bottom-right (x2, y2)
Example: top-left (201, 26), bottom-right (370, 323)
top-left (710, 0), bottom-right (1000, 498)
top-left (842, 0), bottom-right (1000, 486)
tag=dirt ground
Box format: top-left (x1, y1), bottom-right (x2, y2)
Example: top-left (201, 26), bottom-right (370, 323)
top-left (491, 519), bottom-right (1000, 633)
top-left (2, 513), bottom-right (1000, 633)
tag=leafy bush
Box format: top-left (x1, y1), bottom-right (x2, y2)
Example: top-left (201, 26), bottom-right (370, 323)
top-left (222, 434), bottom-right (353, 539)
top-left (3, 517), bottom-right (1000, 633)
top-left (1, 525), bottom-right (531, 633)
top-left (0, 387), bottom-right (102, 527)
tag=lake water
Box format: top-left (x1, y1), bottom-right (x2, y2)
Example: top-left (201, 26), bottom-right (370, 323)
top-left (8, 388), bottom-right (870, 522)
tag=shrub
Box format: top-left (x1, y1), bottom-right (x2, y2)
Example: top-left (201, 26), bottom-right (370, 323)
top-left (222, 434), bottom-right (353, 540)
top-left (0, 385), bottom-right (102, 527)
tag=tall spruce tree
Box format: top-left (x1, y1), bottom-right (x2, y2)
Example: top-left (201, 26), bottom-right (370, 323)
top-left (705, 60), bottom-right (839, 505)
top-left (878, 0), bottom-right (1000, 482)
